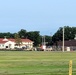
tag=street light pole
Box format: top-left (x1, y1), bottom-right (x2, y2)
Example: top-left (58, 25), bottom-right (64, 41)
top-left (63, 26), bottom-right (64, 52)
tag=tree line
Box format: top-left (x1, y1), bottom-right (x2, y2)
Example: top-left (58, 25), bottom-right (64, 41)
top-left (0, 29), bottom-right (52, 46)
top-left (0, 26), bottom-right (76, 46)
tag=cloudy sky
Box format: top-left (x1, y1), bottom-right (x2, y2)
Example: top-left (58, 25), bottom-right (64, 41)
top-left (0, 0), bottom-right (76, 35)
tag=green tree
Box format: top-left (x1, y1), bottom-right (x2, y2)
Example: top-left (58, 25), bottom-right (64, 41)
top-left (45, 35), bottom-right (53, 46)
top-left (52, 26), bottom-right (76, 44)
top-left (27, 31), bottom-right (41, 46)
top-left (18, 29), bottom-right (27, 38)
top-left (0, 32), bottom-right (15, 38)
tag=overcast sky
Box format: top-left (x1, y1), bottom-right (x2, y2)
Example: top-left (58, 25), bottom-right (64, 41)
top-left (0, 0), bottom-right (76, 35)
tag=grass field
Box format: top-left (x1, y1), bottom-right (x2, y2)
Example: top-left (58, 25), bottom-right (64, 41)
top-left (0, 51), bottom-right (76, 75)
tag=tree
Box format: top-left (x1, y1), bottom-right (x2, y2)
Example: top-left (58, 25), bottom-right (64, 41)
top-left (52, 27), bottom-right (63, 43)
top-left (0, 32), bottom-right (14, 38)
top-left (14, 33), bottom-right (22, 46)
top-left (45, 35), bottom-right (53, 46)
top-left (52, 26), bottom-right (76, 44)
top-left (18, 29), bottom-right (27, 38)
top-left (26, 31), bottom-right (41, 46)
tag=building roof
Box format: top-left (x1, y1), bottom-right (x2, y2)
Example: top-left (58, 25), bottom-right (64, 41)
top-left (21, 39), bottom-right (33, 42)
top-left (9, 38), bottom-right (33, 42)
top-left (8, 38), bottom-right (15, 42)
top-left (0, 40), bottom-right (7, 44)
top-left (0, 38), bottom-right (33, 44)
top-left (57, 40), bottom-right (76, 46)
top-left (0, 38), bottom-right (4, 41)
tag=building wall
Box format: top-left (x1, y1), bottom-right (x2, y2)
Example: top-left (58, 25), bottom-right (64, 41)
top-left (0, 44), bottom-right (5, 49)
top-left (4, 41), bottom-right (15, 49)
top-left (0, 40), bottom-right (33, 50)
top-left (21, 42), bottom-right (33, 49)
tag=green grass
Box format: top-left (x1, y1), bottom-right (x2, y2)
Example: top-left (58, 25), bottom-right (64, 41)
top-left (0, 51), bottom-right (76, 75)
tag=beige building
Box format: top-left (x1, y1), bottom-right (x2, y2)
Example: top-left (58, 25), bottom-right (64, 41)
top-left (0, 38), bottom-right (34, 50)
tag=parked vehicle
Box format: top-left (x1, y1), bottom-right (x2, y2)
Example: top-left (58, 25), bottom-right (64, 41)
top-left (46, 46), bottom-right (53, 51)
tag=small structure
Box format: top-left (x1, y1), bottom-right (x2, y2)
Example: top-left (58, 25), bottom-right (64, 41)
top-left (0, 38), bottom-right (34, 50)
top-left (41, 45), bottom-right (46, 51)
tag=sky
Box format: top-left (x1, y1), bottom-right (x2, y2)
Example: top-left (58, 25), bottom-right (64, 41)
top-left (0, 0), bottom-right (76, 35)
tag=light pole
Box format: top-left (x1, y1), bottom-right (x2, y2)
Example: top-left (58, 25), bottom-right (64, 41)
top-left (63, 26), bottom-right (64, 52)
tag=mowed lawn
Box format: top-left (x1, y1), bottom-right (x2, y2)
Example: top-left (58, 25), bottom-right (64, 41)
top-left (0, 51), bottom-right (76, 75)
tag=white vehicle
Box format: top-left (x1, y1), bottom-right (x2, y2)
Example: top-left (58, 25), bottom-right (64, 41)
top-left (46, 46), bottom-right (53, 51)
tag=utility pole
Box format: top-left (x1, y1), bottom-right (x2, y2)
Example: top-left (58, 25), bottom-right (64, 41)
top-left (63, 26), bottom-right (64, 52)
top-left (43, 36), bottom-right (46, 51)
top-left (42, 36), bottom-right (43, 45)
top-left (44, 36), bottom-right (45, 46)
top-left (41, 36), bottom-right (46, 51)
